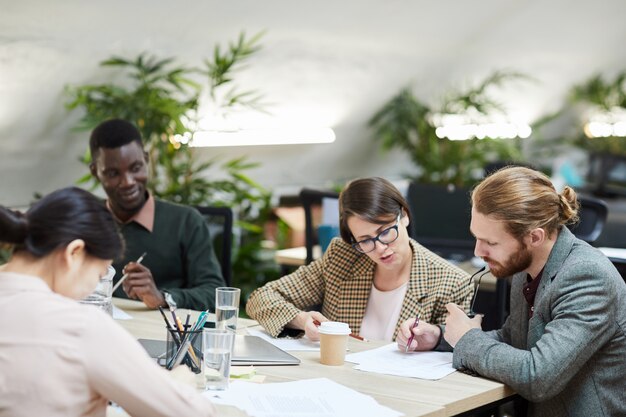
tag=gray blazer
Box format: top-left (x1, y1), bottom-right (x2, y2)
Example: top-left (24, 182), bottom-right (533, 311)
top-left (453, 227), bottom-right (626, 416)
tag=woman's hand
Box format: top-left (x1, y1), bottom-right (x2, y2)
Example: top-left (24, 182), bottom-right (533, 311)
top-left (396, 318), bottom-right (441, 352)
top-left (288, 311), bottom-right (329, 341)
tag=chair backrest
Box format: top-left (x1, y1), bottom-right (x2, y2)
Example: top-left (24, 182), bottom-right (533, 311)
top-left (567, 195), bottom-right (608, 244)
top-left (194, 206), bottom-right (233, 286)
top-left (406, 182), bottom-right (475, 262)
top-left (299, 188), bottom-right (340, 264)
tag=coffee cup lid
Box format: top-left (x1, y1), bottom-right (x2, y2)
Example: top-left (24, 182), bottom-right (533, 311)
top-left (318, 321), bottom-right (351, 335)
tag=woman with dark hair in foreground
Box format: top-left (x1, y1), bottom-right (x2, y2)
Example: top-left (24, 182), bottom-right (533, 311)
top-left (0, 187), bottom-right (215, 417)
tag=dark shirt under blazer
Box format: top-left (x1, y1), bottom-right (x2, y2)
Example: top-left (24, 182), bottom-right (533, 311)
top-left (453, 227), bottom-right (626, 416)
top-left (246, 238), bottom-right (471, 339)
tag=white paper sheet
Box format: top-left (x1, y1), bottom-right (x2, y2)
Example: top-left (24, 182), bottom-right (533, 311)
top-left (204, 378), bottom-right (403, 417)
top-left (247, 328), bottom-right (321, 351)
top-left (112, 305), bottom-right (132, 320)
top-left (345, 343), bottom-right (456, 380)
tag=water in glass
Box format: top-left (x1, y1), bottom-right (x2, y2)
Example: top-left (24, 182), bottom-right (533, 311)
top-left (80, 293), bottom-right (112, 315)
top-left (203, 347), bottom-right (231, 390)
top-left (215, 306), bottom-right (238, 331)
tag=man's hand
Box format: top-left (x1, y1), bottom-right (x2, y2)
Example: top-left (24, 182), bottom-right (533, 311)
top-left (396, 318), bottom-right (441, 352)
top-left (122, 262), bottom-right (165, 309)
top-left (287, 311), bottom-right (329, 341)
top-left (444, 303), bottom-right (483, 347)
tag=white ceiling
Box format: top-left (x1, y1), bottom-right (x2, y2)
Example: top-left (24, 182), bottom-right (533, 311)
top-left (1, 0), bottom-right (625, 206)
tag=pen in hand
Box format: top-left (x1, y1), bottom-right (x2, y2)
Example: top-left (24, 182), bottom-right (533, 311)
top-left (404, 313), bottom-right (421, 353)
top-left (111, 252), bottom-right (147, 293)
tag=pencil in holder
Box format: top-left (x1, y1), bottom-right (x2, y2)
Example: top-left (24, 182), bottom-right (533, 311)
top-left (165, 328), bottom-right (203, 374)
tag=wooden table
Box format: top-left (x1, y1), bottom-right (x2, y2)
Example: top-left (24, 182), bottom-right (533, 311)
top-left (113, 299), bottom-right (515, 417)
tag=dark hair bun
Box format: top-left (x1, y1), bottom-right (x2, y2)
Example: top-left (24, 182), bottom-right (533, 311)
top-left (1, 187), bottom-right (123, 260)
top-left (0, 207), bottom-right (29, 244)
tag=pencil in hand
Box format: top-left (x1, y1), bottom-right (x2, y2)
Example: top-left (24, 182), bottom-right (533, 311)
top-left (112, 252), bottom-right (147, 293)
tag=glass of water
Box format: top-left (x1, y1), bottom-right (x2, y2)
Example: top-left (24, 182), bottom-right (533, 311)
top-left (202, 329), bottom-right (235, 390)
top-left (215, 287), bottom-right (240, 332)
top-left (79, 265), bottom-right (115, 315)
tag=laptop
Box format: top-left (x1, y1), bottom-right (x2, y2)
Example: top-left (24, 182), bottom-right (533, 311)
top-left (138, 334), bottom-right (300, 366)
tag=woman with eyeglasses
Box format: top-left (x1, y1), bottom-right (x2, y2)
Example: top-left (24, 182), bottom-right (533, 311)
top-left (0, 187), bottom-right (215, 417)
top-left (246, 177), bottom-right (472, 346)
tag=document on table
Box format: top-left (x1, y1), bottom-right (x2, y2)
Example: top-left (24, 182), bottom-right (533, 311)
top-left (246, 328), bottom-right (320, 351)
top-left (345, 343), bottom-right (456, 380)
top-left (112, 305), bottom-right (132, 320)
top-left (205, 378), bottom-right (403, 417)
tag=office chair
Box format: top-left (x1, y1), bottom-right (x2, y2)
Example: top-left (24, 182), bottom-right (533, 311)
top-left (299, 188), bottom-right (340, 264)
top-left (567, 195), bottom-right (608, 244)
top-left (406, 182), bottom-right (475, 262)
top-left (194, 206), bottom-right (233, 286)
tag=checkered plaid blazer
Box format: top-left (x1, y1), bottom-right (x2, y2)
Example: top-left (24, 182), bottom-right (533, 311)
top-left (246, 238), bottom-right (472, 340)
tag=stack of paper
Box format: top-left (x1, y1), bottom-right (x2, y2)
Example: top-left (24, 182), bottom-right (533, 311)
top-left (345, 343), bottom-right (456, 380)
top-left (205, 378), bottom-right (403, 417)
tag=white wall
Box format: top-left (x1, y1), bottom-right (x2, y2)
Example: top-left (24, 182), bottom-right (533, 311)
top-left (1, 0), bottom-right (626, 206)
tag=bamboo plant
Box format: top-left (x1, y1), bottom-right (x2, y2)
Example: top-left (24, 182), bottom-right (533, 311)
top-left (65, 31), bottom-right (280, 302)
top-left (369, 71), bottom-right (527, 187)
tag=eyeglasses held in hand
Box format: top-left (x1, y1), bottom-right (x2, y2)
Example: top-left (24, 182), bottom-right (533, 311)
top-left (351, 215), bottom-right (401, 253)
top-left (467, 265), bottom-right (491, 318)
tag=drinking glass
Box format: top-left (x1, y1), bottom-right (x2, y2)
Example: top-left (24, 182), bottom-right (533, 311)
top-left (202, 329), bottom-right (235, 390)
top-left (79, 265), bottom-right (115, 315)
top-left (215, 287), bottom-right (240, 332)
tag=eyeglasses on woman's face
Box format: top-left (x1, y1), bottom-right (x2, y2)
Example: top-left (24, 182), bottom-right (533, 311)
top-left (351, 215), bottom-right (401, 254)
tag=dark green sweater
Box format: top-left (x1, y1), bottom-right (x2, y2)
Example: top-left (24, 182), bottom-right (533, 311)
top-left (112, 199), bottom-right (225, 311)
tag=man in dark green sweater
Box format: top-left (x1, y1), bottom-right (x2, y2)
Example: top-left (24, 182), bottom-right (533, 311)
top-left (89, 119), bottom-right (225, 311)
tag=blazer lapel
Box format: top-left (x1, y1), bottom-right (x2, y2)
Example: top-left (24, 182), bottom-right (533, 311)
top-left (396, 241), bottom-right (430, 333)
top-left (541, 227), bottom-right (576, 286)
top-left (527, 227), bottom-right (576, 348)
top-left (339, 254), bottom-right (375, 334)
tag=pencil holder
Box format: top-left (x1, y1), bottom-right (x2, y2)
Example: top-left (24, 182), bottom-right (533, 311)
top-left (165, 328), bottom-right (203, 374)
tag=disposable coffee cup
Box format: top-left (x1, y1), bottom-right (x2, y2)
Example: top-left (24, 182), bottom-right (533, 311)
top-left (318, 321), bottom-right (350, 366)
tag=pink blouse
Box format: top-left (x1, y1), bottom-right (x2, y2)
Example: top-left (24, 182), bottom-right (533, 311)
top-left (360, 282), bottom-right (408, 341)
top-left (0, 271), bottom-right (215, 417)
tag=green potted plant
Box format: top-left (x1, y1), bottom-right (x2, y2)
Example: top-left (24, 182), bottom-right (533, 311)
top-left (527, 71), bottom-right (626, 194)
top-left (65, 31), bottom-right (280, 302)
top-left (569, 72), bottom-right (626, 155)
top-left (369, 71), bottom-right (528, 187)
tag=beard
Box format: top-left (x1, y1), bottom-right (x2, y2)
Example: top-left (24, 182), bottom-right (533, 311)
top-left (484, 243), bottom-right (533, 278)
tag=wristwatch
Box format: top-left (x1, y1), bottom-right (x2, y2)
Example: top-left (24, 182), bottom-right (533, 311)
top-left (162, 291), bottom-right (177, 309)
